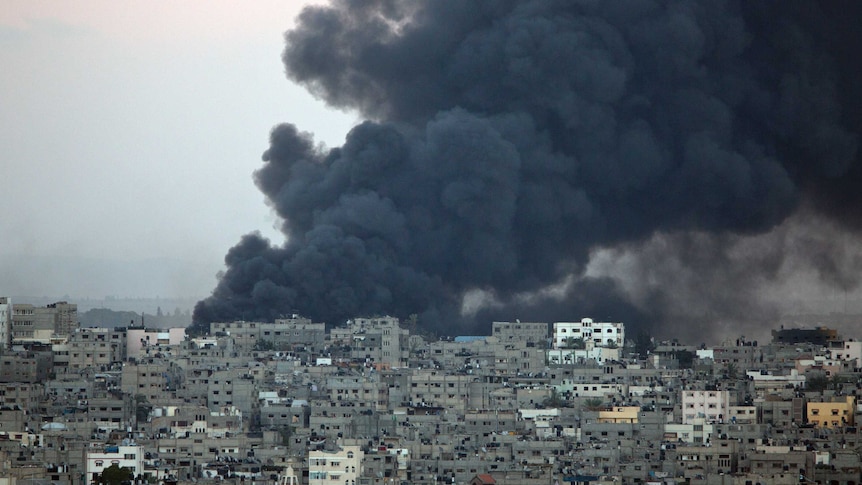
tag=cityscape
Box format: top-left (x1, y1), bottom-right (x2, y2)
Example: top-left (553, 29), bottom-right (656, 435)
top-left (0, 298), bottom-right (861, 485)
top-left (5, 2), bottom-right (862, 485)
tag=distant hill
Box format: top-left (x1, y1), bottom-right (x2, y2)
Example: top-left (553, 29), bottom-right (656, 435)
top-left (79, 307), bottom-right (191, 329)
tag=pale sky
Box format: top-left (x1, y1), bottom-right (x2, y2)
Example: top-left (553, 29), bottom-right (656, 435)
top-left (0, 1), bottom-right (357, 298)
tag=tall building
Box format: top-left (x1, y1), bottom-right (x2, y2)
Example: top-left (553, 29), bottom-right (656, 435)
top-left (0, 297), bottom-right (10, 351)
top-left (11, 301), bottom-right (78, 344)
top-left (342, 316), bottom-right (408, 368)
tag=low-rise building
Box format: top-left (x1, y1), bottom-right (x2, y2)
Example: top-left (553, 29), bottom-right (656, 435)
top-left (807, 395), bottom-right (855, 428)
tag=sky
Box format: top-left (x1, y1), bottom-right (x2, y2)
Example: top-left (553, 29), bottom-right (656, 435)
top-left (0, 1), bottom-right (356, 299)
top-left (4, 2), bottom-right (862, 341)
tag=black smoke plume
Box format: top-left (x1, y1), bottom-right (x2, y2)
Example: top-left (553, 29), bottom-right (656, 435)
top-left (193, 0), bottom-right (862, 337)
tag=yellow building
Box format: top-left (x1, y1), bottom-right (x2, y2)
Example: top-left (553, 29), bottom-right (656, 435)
top-left (807, 396), bottom-right (855, 428)
top-left (597, 406), bottom-right (640, 424)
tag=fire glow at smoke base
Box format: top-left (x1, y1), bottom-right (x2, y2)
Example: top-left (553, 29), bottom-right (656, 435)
top-left (193, 1), bottom-right (862, 338)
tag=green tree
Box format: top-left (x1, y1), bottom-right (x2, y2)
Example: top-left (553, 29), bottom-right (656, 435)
top-left (98, 464), bottom-right (134, 485)
top-left (542, 388), bottom-right (563, 408)
top-left (584, 398), bottom-right (605, 410)
top-left (406, 313), bottom-right (419, 334)
top-left (724, 362), bottom-right (739, 380)
top-left (565, 337), bottom-right (586, 349)
top-left (254, 339), bottom-right (275, 351)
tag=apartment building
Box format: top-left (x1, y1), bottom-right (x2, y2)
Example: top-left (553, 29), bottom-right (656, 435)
top-left (681, 389), bottom-right (731, 424)
top-left (308, 444), bottom-right (363, 485)
top-left (345, 316), bottom-right (409, 368)
top-left (807, 395), bottom-right (855, 428)
top-left (66, 327), bottom-right (127, 371)
top-left (0, 297), bottom-right (10, 351)
top-left (127, 327), bottom-right (185, 359)
top-left (11, 301), bottom-right (77, 343)
top-left (491, 321), bottom-right (548, 347)
top-left (553, 318), bottom-right (624, 349)
top-left (267, 315), bottom-right (326, 350)
top-left (85, 444), bottom-right (145, 485)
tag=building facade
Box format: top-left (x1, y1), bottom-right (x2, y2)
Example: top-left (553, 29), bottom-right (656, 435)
top-left (552, 318), bottom-right (624, 350)
top-left (308, 445), bottom-right (363, 485)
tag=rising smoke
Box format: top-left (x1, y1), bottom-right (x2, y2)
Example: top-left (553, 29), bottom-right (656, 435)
top-left (193, 0), bottom-right (862, 338)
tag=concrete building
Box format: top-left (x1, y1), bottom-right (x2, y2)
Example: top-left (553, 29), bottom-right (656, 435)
top-left (747, 446), bottom-right (814, 482)
top-left (834, 339), bottom-right (862, 365)
top-left (807, 395), bottom-right (855, 428)
top-left (491, 321), bottom-right (548, 347)
top-left (209, 320), bottom-right (264, 350)
top-left (308, 444), bottom-right (363, 485)
top-left (11, 301), bottom-right (77, 344)
top-left (85, 444), bottom-right (146, 485)
top-left (597, 406), bottom-right (639, 424)
top-left (409, 369), bottom-right (473, 412)
top-left (66, 327), bottom-right (127, 371)
top-left (758, 398), bottom-right (805, 427)
top-left (552, 318), bottom-right (624, 350)
top-left (267, 316), bottom-right (326, 350)
top-left (681, 389), bottom-right (731, 424)
top-left (127, 327), bottom-right (185, 359)
top-left (121, 360), bottom-right (170, 404)
top-left (674, 439), bottom-right (739, 478)
top-left (665, 421), bottom-right (715, 444)
top-left (0, 350), bottom-right (53, 383)
top-left (346, 316), bottom-right (409, 368)
top-left (0, 298), bottom-right (10, 351)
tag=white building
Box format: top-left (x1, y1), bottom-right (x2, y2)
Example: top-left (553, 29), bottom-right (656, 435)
top-left (85, 444), bottom-right (145, 485)
top-left (547, 346), bottom-right (620, 365)
top-left (665, 420), bottom-right (715, 444)
top-left (553, 318), bottom-right (624, 350)
top-left (681, 390), bottom-right (730, 425)
top-left (308, 445), bottom-right (363, 485)
top-left (835, 340), bottom-right (862, 365)
top-left (746, 369), bottom-right (806, 400)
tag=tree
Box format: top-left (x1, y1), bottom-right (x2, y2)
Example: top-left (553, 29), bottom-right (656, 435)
top-left (584, 398), bottom-right (605, 410)
top-left (634, 331), bottom-right (655, 359)
top-left (542, 388), bottom-right (563, 408)
top-left (406, 313), bottom-right (419, 334)
top-left (675, 350), bottom-right (695, 369)
top-left (565, 337), bottom-right (586, 349)
top-left (724, 362), bottom-right (739, 380)
top-left (254, 339), bottom-right (276, 351)
top-left (98, 464), bottom-right (133, 485)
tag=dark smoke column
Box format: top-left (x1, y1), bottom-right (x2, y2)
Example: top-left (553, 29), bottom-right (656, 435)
top-left (194, 1), bottom-right (860, 335)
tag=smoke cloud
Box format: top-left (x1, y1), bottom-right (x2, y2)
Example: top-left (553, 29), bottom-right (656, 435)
top-left (194, 1), bottom-right (862, 337)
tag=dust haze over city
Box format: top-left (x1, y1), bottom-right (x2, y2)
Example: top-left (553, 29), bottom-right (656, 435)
top-left (5, 1), bottom-right (862, 343)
